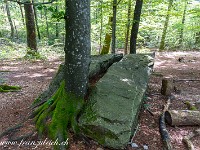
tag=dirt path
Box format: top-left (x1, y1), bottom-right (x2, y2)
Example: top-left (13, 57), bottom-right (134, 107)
top-left (0, 52), bottom-right (200, 150)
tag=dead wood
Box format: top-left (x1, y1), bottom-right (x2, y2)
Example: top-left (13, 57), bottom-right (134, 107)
top-left (165, 110), bottom-right (200, 126)
top-left (159, 97), bottom-right (173, 150)
top-left (161, 77), bottom-right (174, 96)
top-left (182, 128), bottom-right (200, 150)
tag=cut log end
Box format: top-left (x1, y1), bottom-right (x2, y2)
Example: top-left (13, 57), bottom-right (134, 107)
top-left (165, 110), bottom-right (200, 126)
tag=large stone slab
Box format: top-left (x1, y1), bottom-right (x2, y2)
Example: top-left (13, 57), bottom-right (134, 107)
top-left (79, 54), bottom-right (154, 149)
top-left (32, 54), bottom-right (123, 107)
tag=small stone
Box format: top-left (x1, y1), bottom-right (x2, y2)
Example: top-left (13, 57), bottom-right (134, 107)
top-left (96, 148), bottom-right (104, 150)
top-left (131, 143), bottom-right (139, 148)
top-left (143, 145), bottom-right (148, 150)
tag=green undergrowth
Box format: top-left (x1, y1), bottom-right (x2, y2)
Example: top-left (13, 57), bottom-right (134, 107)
top-left (0, 84), bottom-right (21, 92)
top-left (32, 81), bottom-right (84, 150)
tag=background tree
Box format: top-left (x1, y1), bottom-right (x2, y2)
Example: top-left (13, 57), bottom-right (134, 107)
top-left (130, 0), bottom-right (143, 54)
top-left (124, 0), bottom-right (132, 54)
top-left (24, 1), bottom-right (37, 52)
top-left (159, 0), bottom-right (173, 51)
top-left (5, 0), bottom-right (15, 40)
top-left (111, 0), bottom-right (117, 54)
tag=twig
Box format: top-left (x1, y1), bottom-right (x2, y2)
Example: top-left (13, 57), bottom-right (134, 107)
top-left (8, 0), bottom-right (56, 5)
top-left (174, 79), bottom-right (200, 82)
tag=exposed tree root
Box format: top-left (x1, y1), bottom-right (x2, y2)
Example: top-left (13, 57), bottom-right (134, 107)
top-left (10, 131), bottom-right (35, 141)
top-left (159, 96), bottom-right (173, 150)
top-left (182, 128), bottom-right (200, 150)
top-left (0, 123), bottom-right (24, 139)
top-left (32, 80), bottom-right (84, 150)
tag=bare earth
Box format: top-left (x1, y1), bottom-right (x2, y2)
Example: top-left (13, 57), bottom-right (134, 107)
top-left (0, 51), bottom-right (200, 150)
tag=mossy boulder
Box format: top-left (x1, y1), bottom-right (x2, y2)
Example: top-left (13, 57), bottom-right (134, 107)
top-left (79, 54), bottom-right (154, 149)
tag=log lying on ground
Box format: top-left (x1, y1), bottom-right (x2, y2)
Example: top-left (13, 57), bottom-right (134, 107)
top-left (159, 97), bottom-right (173, 150)
top-left (182, 128), bottom-right (200, 150)
top-left (165, 110), bottom-right (200, 126)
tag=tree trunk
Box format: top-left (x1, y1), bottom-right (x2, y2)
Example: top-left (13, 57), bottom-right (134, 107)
top-left (111, 0), bottom-right (117, 54)
top-left (165, 110), bottom-right (200, 126)
top-left (124, 0), bottom-right (131, 54)
top-left (32, 0), bottom-right (41, 40)
top-left (65, 0), bottom-right (91, 97)
top-left (130, 0), bottom-right (143, 54)
top-left (159, 0), bottom-right (173, 51)
top-left (4, 0), bottom-right (15, 40)
top-left (195, 32), bottom-right (200, 45)
top-left (44, 6), bottom-right (49, 40)
top-left (100, 17), bottom-right (113, 55)
top-left (55, 0), bottom-right (59, 38)
top-left (179, 0), bottom-right (187, 46)
top-left (99, 0), bottom-right (103, 54)
top-left (18, 0), bottom-right (25, 26)
top-left (24, 1), bottom-right (37, 51)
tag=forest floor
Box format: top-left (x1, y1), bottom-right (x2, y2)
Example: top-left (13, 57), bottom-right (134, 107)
top-left (0, 51), bottom-right (200, 150)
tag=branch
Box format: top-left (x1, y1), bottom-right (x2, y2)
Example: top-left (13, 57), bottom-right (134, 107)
top-left (8, 0), bottom-right (56, 5)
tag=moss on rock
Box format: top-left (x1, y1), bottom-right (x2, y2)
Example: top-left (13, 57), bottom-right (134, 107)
top-left (0, 84), bottom-right (21, 92)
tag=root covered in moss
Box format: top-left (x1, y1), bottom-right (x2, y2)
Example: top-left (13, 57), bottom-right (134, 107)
top-left (32, 81), bottom-right (84, 150)
top-left (0, 84), bottom-right (21, 92)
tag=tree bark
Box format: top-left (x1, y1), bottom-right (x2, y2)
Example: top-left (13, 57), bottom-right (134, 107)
top-left (111, 0), bottom-right (117, 54)
top-left (65, 0), bottom-right (91, 98)
top-left (24, 1), bottom-right (37, 51)
top-left (159, 0), bottom-right (173, 51)
top-left (124, 0), bottom-right (131, 54)
top-left (165, 110), bottom-right (200, 126)
top-left (4, 0), bottom-right (15, 40)
top-left (130, 0), bottom-right (143, 54)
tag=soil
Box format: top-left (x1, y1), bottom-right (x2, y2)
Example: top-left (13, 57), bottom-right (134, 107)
top-left (0, 51), bottom-right (200, 150)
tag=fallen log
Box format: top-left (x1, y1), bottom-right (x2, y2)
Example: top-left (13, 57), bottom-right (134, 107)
top-left (182, 128), bottom-right (200, 150)
top-left (159, 97), bottom-right (173, 150)
top-left (165, 110), bottom-right (200, 126)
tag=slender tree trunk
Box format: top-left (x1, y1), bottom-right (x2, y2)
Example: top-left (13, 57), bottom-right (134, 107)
top-left (4, 0), bottom-right (15, 40)
top-left (44, 6), bottom-right (49, 40)
top-left (179, 0), bottom-right (187, 46)
top-left (55, 0), bottom-right (59, 38)
top-left (159, 0), bottom-right (173, 51)
top-left (130, 0), bottom-right (143, 54)
top-left (65, 0), bottom-right (91, 97)
top-left (32, 0), bottom-right (41, 40)
top-left (195, 32), bottom-right (200, 45)
top-left (18, 0), bottom-right (25, 26)
top-left (124, 0), bottom-right (131, 54)
top-left (111, 0), bottom-right (117, 54)
top-left (100, 16), bottom-right (113, 55)
top-left (13, 21), bottom-right (18, 39)
top-left (24, 2), bottom-right (37, 51)
top-left (99, 0), bottom-right (103, 54)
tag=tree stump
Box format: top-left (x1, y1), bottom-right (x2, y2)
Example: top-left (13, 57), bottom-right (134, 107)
top-left (161, 77), bottom-right (174, 96)
top-left (165, 110), bottom-right (200, 126)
